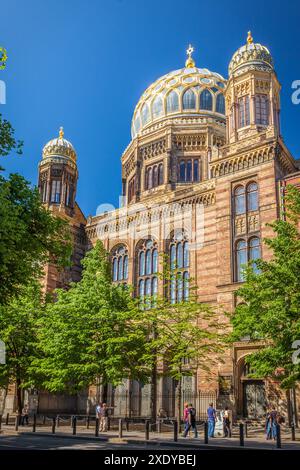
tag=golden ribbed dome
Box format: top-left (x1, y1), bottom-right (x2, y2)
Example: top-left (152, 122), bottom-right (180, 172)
top-left (228, 31), bottom-right (273, 76)
top-left (131, 46), bottom-right (227, 139)
top-left (42, 127), bottom-right (77, 162)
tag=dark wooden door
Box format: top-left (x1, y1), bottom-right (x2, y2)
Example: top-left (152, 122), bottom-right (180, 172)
top-left (243, 380), bottom-right (266, 418)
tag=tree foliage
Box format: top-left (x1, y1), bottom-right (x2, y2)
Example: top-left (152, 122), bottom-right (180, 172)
top-left (231, 185), bottom-right (300, 388)
top-left (0, 172), bottom-right (71, 304)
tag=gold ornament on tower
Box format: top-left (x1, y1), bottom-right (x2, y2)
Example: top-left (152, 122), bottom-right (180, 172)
top-left (185, 44), bottom-right (195, 68)
top-left (247, 31), bottom-right (254, 44)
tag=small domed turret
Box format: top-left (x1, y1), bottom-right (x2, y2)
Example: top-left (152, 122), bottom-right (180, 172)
top-left (228, 31), bottom-right (273, 77)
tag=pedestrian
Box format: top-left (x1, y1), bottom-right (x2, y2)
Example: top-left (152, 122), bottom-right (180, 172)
top-left (223, 406), bottom-right (231, 437)
top-left (182, 402), bottom-right (189, 437)
top-left (183, 403), bottom-right (198, 438)
top-left (266, 405), bottom-right (278, 440)
top-left (207, 402), bottom-right (216, 438)
top-left (96, 402), bottom-right (102, 420)
top-left (99, 402), bottom-right (109, 432)
top-left (21, 404), bottom-right (29, 426)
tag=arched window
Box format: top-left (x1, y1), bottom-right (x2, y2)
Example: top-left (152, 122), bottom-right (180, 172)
top-left (186, 160), bottom-right (192, 182)
top-left (111, 245), bottom-right (129, 282)
top-left (146, 167), bottom-right (153, 190)
top-left (166, 90), bottom-right (179, 113)
top-left (153, 166), bottom-right (158, 187)
top-left (255, 95), bottom-right (269, 125)
top-left (179, 160), bottom-right (186, 182)
top-left (249, 237), bottom-right (260, 273)
top-left (193, 159), bottom-right (199, 182)
top-left (141, 103), bottom-right (150, 125)
top-left (158, 163), bottom-right (164, 185)
top-left (236, 240), bottom-right (247, 282)
top-left (169, 232), bottom-right (189, 303)
top-left (238, 96), bottom-right (250, 128)
top-left (152, 96), bottom-right (163, 119)
top-left (216, 94), bottom-right (225, 114)
top-left (200, 89), bottom-right (212, 110)
top-left (234, 186), bottom-right (246, 215)
top-left (247, 182), bottom-right (258, 211)
top-left (182, 89), bottom-right (196, 110)
top-left (137, 239), bottom-right (159, 308)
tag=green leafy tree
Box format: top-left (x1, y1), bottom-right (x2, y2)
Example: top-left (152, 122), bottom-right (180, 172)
top-left (231, 185), bottom-right (300, 390)
top-left (0, 173), bottom-right (71, 304)
top-left (0, 281), bottom-right (45, 414)
top-left (140, 258), bottom-right (228, 422)
top-left (32, 241), bottom-right (149, 398)
top-left (0, 114), bottom-right (23, 157)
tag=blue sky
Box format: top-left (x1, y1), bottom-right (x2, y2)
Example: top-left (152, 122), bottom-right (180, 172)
top-left (1, 0), bottom-right (300, 216)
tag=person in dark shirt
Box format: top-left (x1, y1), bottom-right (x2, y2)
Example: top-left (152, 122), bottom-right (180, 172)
top-left (183, 403), bottom-right (198, 438)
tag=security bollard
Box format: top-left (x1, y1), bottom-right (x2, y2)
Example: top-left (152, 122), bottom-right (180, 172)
top-left (15, 415), bottom-right (19, 431)
top-left (95, 418), bottom-right (99, 437)
top-left (32, 413), bottom-right (36, 433)
top-left (245, 422), bottom-right (248, 438)
top-left (0, 415), bottom-right (2, 430)
top-left (126, 419), bottom-right (129, 432)
top-left (204, 421), bottom-right (208, 444)
top-left (145, 420), bottom-right (150, 441)
top-left (276, 424), bottom-right (281, 449)
top-left (157, 419), bottom-right (162, 433)
top-left (291, 422), bottom-right (296, 441)
top-left (239, 423), bottom-right (244, 446)
top-left (43, 415), bottom-right (46, 425)
top-left (52, 417), bottom-right (56, 434)
top-left (72, 416), bottom-right (77, 435)
top-left (5, 413), bottom-right (9, 425)
top-left (173, 420), bottom-right (178, 442)
top-left (119, 419), bottom-right (123, 439)
top-left (86, 415), bottom-right (90, 429)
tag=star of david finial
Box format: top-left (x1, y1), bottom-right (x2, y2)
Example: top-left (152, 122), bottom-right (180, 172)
top-left (185, 44), bottom-right (195, 68)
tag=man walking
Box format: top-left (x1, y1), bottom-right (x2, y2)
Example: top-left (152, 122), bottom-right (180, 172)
top-left (183, 403), bottom-right (198, 438)
top-left (21, 404), bottom-right (29, 426)
top-left (207, 402), bottom-right (216, 438)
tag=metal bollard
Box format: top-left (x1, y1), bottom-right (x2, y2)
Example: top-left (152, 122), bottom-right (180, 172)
top-left (125, 419), bottom-right (129, 432)
top-left (32, 413), bottom-right (36, 433)
top-left (52, 417), bottom-right (56, 434)
top-left (145, 420), bottom-right (150, 441)
top-left (291, 422), bottom-right (296, 441)
top-left (204, 421), bottom-right (208, 444)
top-left (5, 413), bottom-right (9, 425)
top-left (245, 422), bottom-right (248, 438)
top-left (276, 424), bottom-right (281, 449)
top-left (95, 418), bottom-right (99, 437)
top-left (72, 416), bottom-right (77, 435)
top-left (43, 415), bottom-right (46, 425)
top-left (119, 419), bottom-right (123, 439)
top-left (86, 415), bottom-right (90, 429)
top-left (0, 415), bottom-right (2, 430)
top-left (15, 415), bottom-right (19, 431)
top-left (157, 419), bottom-right (162, 433)
top-left (107, 416), bottom-right (111, 431)
top-left (173, 420), bottom-right (178, 442)
top-left (239, 423), bottom-right (244, 447)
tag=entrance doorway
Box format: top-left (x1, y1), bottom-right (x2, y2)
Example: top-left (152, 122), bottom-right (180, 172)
top-left (243, 380), bottom-right (266, 418)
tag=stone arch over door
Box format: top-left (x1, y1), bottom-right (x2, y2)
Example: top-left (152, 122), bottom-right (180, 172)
top-left (235, 354), bottom-right (267, 419)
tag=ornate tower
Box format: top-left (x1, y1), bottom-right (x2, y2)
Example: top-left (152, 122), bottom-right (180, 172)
top-left (225, 31), bottom-right (281, 144)
top-left (38, 127), bottom-right (86, 290)
top-left (38, 127), bottom-right (78, 216)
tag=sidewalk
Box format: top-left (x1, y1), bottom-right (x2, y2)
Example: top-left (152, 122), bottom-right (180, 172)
top-left (1, 424), bottom-right (300, 450)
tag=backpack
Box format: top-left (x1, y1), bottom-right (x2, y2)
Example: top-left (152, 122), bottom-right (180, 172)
top-left (189, 408), bottom-right (196, 420)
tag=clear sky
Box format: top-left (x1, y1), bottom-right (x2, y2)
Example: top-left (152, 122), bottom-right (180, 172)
top-left (1, 0), bottom-right (300, 216)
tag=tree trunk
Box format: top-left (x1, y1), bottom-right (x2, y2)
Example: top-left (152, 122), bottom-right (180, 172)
top-left (150, 360), bottom-right (157, 425)
top-left (16, 375), bottom-right (23, 416)
top-left (0, 384), bottom-right (8, 416)
top-left (101, 383), bottom-right (108, 403)
top-left (176, 378), bottom-right (182, 431)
